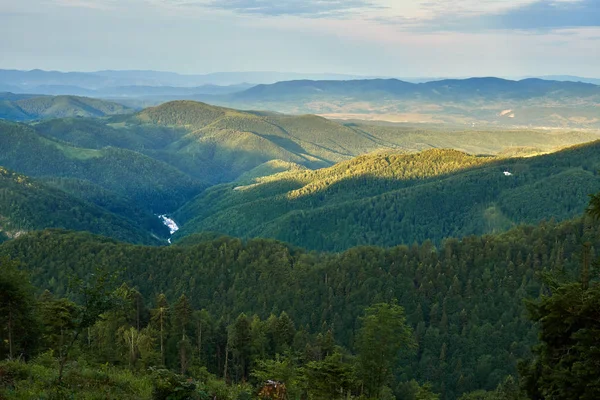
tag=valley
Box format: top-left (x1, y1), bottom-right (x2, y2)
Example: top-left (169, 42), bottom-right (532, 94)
top-left (1, 98), bottom-right (598, 249)
top-left (1, 81), bottom-right (600, 400)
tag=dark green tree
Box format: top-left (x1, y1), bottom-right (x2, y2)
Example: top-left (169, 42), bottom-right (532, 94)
top-left (151, 293), bottom-right (170, 366)
top-left (57, 267), bottom-right (117, 381)
top-left (0, 257), bottom-right (38, 360)
top-left (519, 281), bottom-right (600, 399)
top-left (37, 291), bottom-right (77, 359)
top-left (229, 313), bottom-right (252, 383)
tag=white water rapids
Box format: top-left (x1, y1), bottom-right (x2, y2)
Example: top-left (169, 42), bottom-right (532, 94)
top-left (158, 215), bottom-right (179, 243)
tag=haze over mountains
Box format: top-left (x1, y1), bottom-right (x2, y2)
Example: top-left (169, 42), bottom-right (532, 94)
top-left (204, 78), bottom-right (600, 128)
top-left (3, 70), bottom-right (598, 129)
top-left (0, 69), bottom-right (379, 94)
top-left (3, 69), bottom-right (599, 93)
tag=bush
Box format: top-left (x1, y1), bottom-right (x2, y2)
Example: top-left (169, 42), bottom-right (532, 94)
top-left (151, 368), bottom-right (199, 400)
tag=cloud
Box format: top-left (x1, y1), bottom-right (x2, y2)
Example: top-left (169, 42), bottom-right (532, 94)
top-left (53, 0), bottom-right (117, 10)
top-left (423, 0), bottom-right (600, 32)
top-left (489, 0), bottom-right (600, 30)
top-left (202, 0), bottom-right (380, 17)
top-left (370, 0), bottom-right (599, 32)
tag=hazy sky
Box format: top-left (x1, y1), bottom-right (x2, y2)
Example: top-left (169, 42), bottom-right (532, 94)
top-left (1, 0), bottom-right (599, 77)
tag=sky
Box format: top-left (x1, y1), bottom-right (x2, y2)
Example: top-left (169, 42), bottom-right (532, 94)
top-left (1, 0), bottom-right (599, 77)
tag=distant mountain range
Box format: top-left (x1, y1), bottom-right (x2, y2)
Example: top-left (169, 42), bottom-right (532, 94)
top-left (0, 83), bottom-right (255, 98)
top-left (2, 69), bottom-right (598, 100)
top-left (232, 77), bottom-right (600, 100)
top-left (0, 69), bottom-right (380, 92)
top-left (191, 77), bottom-right (600, 128)
top-left (530, 75), bottom-right (600, 86)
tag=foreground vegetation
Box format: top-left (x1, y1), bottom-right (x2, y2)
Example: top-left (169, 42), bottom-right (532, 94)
top-left (2, 193), bottom-right (600, 398)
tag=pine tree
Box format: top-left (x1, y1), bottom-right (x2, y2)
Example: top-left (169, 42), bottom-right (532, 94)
top-left (356, 301), bottom-right (415, 398)
top-left (151, 293), bottom-right (170, 366)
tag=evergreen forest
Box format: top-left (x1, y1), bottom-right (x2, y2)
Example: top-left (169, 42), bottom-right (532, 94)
top-left (1, 98), bottom-right (600, 399)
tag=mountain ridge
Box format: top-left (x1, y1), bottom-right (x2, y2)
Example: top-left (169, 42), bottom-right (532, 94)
top-left (235, 77), bottom-right (600, 101)
top-left (0, 94), bottom-right (133, 121)
top-left (174, 140), bottom-right (600, 251)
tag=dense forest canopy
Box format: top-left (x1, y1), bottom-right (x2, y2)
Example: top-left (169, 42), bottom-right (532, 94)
top-left (1, 210), bottom-right (600, 398)
top-left (0, 166), bottom-right (168, 244)
top-left (175, 141), bottom-right (600, 251)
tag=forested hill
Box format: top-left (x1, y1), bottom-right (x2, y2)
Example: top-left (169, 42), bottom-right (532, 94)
top-left (28, 100), bottom-right (599, 186)
top-left (0, 120), bottom-right (205, 213)
top-left (130, 100), bottom-right (380, 169)
top-left (0, 94), bottom-right (132, 121)
top-left (0, 167), bottom-right (168, 244)
top-left (174, 141), bottom-right (600, 251)
top-left (1, 100), bottom-right (599, 249)
top-left (2, 214), bottom-right (598, 398)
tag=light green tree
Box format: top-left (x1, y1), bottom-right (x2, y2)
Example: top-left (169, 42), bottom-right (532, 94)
top-left (356, 301), bottom-right (415, 398)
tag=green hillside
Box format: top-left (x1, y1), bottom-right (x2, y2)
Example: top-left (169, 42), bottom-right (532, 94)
top-left (234, 159), bottom-right (308, 184)
top-left (33, 102), bottom-right (345, 183)
top-left (129, 101), bottom-right (393, 178)
top-left (0, 100), bottom-right (30, 120)
top-left (174, 142), bottom-right (600, 251)
top-left (2, 214), bottom-right (598, 398)
top-left (31, 101), bottom-right (599, 186)
top-left (345, 122), bottom-right (599, 155)
top-left (0, 167), bottom-right (167, 244)
top-left (41, 177), bottom-right (169, 235)
top-left (0, 121), bottom-right (205, 213)
top-left (0, 95), bottom-right (132, 121)
top-left (2, 100), bottom-right (597, 247)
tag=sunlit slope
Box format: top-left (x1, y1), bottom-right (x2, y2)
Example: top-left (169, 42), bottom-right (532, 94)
top-left (134, 100), bottom-right (393, 168)
top-left (174, 142), bottom-right (600, 251)
top-left (34, 101), bottom-right (387, 183)
top-left (32, 100), bottom-right (600, 185)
